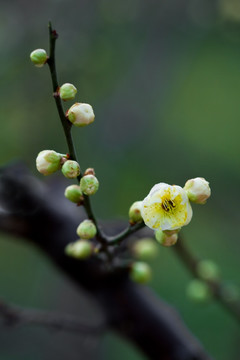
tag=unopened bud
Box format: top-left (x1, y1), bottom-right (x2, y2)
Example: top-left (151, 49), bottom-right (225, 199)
top-left (80, 175), bottom-right (99, 196)
top-left (66, 103), bottom-right (95, 127)
top-left (59, 83), bottom-right (77, 101)
top-left (64, 185), bottom-right (82, 203)
top-left (130, 262), bottom-right (152, 284)
top-left (30, 49), bottom-right (48, 67)
top-left (197, 260), bottom-right (220, 281)
top-left (65, 240), bottom-right (92, 259)
top-left (186, 279), bottom-right (211, 302)
top-left (129, 201), bottom-right (143, 224)
top-left (155, 229), bottom-right (178, 247)
top-left (36, 150), bottom-right (62, 175)
top-left (133, 238), bottom-right (158, 260)
top-left (61, 160), bottom-right (80, 179)
top-left (76, 220), bottom-right (97, 239)
top-left (184, 177), bottom-right (211, 204)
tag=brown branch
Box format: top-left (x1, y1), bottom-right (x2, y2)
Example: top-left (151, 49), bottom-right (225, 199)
top-left (0, 298), bottom-right (105, 335)
top-left (0, 164), bottom-right (214, 359)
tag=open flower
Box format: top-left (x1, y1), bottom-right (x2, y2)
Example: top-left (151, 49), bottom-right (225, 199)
top-left (141, 183), bottom-right (192, 231)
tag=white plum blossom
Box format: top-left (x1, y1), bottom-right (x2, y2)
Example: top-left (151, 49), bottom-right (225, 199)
top-left (141, 183), bottom-right (192, 231)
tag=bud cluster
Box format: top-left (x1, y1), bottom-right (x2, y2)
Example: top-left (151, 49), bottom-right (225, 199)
top-left (30, 48), bottom-right (95, 128)
top-left (65, 219), bottom-right (97, 260)
top-left (36, 150), bottom-right (81, 179)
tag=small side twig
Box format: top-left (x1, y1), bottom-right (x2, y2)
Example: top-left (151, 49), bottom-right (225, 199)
top-left (106, 222), bottom-right (146, 245)
top-left (0, 299), bottom-right (105, 335)
top-left (174, 237), bottom-right (240, 324)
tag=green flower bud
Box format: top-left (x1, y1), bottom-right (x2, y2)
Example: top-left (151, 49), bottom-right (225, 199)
top-left (30, 49), bottom-right (48, 67)
top-left (155, 229), bottom-right (178, 247)
top-left (59, 83), bottom-right (77, 101)
top-left (80, 175), bottom-right (99, 196)
top-left (66, 103), bottom-right (95, 127)
top-left (184, 177), bottom-right (211, 204)
top-left (36, 150), bottom-right (62, 175)
top-left (64, 185), bottom-right (82, 203)
top-left (197, 260), bottom-right (220, 281)
top-left (76, 220), bottom-right (97, 239)
top-left (133, 238), bottom-right (159, 260)
top-left (130, 262), bottom-right (152, 284)
top-left (65, 240), bottom-right (92, 259)
top-left (186, 279), bottom-right (211, 303)
top-left (61, 160), bottom-right (80, 179)
top-left (129, 201), bottom-right (143, 224)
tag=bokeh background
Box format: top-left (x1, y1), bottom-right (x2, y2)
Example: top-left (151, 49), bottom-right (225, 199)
top-left (0, 0), bottom-right (240, 359)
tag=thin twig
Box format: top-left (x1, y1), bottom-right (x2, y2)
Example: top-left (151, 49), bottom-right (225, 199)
top-left (46, 22), bottom-right (148, 249)
top-left (47, 22), bottom-right (103, 240)
top-left (0, 299), bottom-right (105, 335)
top-left (174, 237), bottom-right (240, 324)
top-left (106, 222), bottom-right (146, 245)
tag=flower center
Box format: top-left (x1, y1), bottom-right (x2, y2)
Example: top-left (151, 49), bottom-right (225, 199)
top-left (161, 198), bottom-right (176, 213)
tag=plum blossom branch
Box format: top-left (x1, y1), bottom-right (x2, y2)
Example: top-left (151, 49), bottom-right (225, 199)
top-left (47, 22), bottom-right (105, 241)
top-left (46, 23), bottom-right (145, 249)
top-left (174, 237), bottom-right (240, 324)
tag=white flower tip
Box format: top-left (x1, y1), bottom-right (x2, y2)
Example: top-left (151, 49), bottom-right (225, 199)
top-left (67, 103), bottom-right (95, 127)
top-left (184, 177), bottom-right (211, 204)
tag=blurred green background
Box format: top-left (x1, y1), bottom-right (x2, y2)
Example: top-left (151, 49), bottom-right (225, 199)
top-left (0, 0), bottom-right (240, 359)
